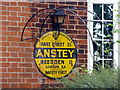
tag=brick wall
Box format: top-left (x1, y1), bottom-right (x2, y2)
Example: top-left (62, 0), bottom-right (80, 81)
top-left (0, 1), bottom-right (87, 88)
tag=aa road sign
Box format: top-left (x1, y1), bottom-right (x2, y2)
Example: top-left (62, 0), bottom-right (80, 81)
top-left (34, 31), bottom-right (77, 79)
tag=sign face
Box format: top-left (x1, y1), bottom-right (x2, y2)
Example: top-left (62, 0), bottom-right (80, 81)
top-left (34, 31), bottom-right (77, 79)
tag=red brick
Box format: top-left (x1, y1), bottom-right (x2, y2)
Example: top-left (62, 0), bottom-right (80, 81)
top-left (11, 84), bottom-right (19, 88)
top-left (9, 32), bottom-right (17, 36)
top-left (18, 22), bottom-right (26, 26)
top-left (25, 7), bottom-right (31, 12)
top-left (26, 68), bottom-right (37, 72)
top-left (1, 52), bottom-right (10, 57)
top-left (10, 21), bottom-right (17, 26)
top-left (11, 53), bottom-right (18, 57)
top-left (8, 58), bottom-right (21, 62)
top-left (11, 73), bottom-right (18, 78)
top-left (25, 48), bottom-right (34, 52)
top-left (75, 35), bottom-right (87, 39)
top-left (0, 36), bottom-right (6, 41)
top-left (8, 79), bottom-right (21, 83)
top-left (2, 84), bottom-right (10, 88)
top-left (0, 16), bottom-right (7, 20)
top-left (18, 12), bottom-right (30, 17)
top-left (1, 11), bottom-right (9, 15)
top-left (1, 26), bottom-right (7, 30)
top-left (19, 53), bottom-right (33, 57)
top-left (7, 37), bottom-right (20, 41)
top-left (10, 42), bottom-right (18, 46)
top-left (2, 21), bottom-right (9, 25)
top-left (18, 2), bottom-right (31, 6)
top-left (66, 30), bottom-right (77, 34)
top-left (19, 32), bottom-right (32, 37)
top-left (78, 54), bottom-right (87, 58)
top-left (8, 68), bottom-right (21, 72)
top-left (34, 3), bottom-right (48, 8)
top-left (19, 84), bottom-right (32, 88)
top-left (78, 40), bottom-right (87, 44)
top-left (26, 79), bottom-right (38, 83)
top-left (2, 73), bottom-right (10, 78)
top-left (2, 42), bottom-right (10, 46)
top-left (10, 2), bottom-right (17, 6)
top-left (2, 2), bottom-right (9, 5)
top-left (19, 63), bottom-right (32, 67)
top-left (2, 63), bottom-right (10, 67)
top-left (11, 63), bottom-right (18, 67)
top-left (0, 6), bottom-right (7, 10)
top-left (10, 12), bottom-right (17, 16)
top-left (2, 68), bottom-right (7, 72)
top-left (8, 7), bottom-right (21, 11)
top-left (19, 73), bottom-right (32, 78)
top-left (2, 79), bottom-right (7, 82)
top-left (78, 11), bottom-right (87, 15)
top-left (75, 25), bottom-right (86, 29)
top-left (0, 58), bottom-right (6, 62)
top-left (33, 73), bottom-right (44, 78)
top-left (18, 43), bottom-right (31, 47)
top-left (30, 18), bottom-right (38, 22)
top-left (78, 30), bottom-right (87, 34)
top-left (8, 16), bottom-right (20, 21)
top-left (25, 58), bottom-right (34, 62)
top-left (1, 47), bottom-right (6, 51)
top-left (2, 31), bottom-right (9, 36)
top-left (8, 27), bottom-right (20, 31)
top-left (8, 47), bottom-right (20, 52)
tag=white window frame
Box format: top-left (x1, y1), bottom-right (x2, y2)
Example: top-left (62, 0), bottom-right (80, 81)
top-left (87, 0), bottom-right (119, 72)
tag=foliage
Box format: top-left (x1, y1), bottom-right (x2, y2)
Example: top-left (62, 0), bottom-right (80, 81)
top-left (58, 67), bottom-right (119, 89)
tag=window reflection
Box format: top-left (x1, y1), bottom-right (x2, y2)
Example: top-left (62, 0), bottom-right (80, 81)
top-left (104, 4), bottom-right (113, 20)
top-left (93, 41), bottom-right (102, 61)
top-left (104, 22), bottom-right (113, 39)
top-left (93, 22), bottom-right (102, 39)
top-left (104, 41), bottom-right (113, 59)
top-left (93, 4), bottom-right (102, 20)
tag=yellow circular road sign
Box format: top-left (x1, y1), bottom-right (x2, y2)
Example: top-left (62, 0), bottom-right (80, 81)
top-left (34, 31), bottom-right (77, 79)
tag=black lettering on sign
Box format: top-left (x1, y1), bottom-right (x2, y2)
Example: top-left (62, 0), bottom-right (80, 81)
top-left (45, 71), bottom-right (67, 74)
top-left (40, 60), bottom-right (64, 64)
top-left (34, 48), bottom-right (76, 58)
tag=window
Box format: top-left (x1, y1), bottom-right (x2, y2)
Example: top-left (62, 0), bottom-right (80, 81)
top-left (87, 0), bottom-right (119, 72)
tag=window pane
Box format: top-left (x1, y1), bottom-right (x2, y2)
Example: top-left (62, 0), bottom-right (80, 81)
top-left (93, 22), bottom-right (102, 39)
top-left (104, 60), bottom-right (113, 68)
top-left (104, 22), bottom-right (113, 39)
top-left (93, 4), bottom-right (102, 20)
top-left (104, 41), bottom-right (113, 59)
top-left (93, 41), bottom-right (102, 61)
top-left (104, 4), bottom-right (113, 20)
top-left (93, 60), bottom-right (102, 70)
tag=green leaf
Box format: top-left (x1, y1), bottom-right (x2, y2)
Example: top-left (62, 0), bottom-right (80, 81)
top-left (112, 20), bottom-right (115, 22)
top-left (83, 70), bottom-right (88, 73)
top-left (105, 49), bottom-right (110, 53)
top-left (113, 9), bottom-right (118, 11)
top-left (107, 23), bottom-right (113, 26)
top-left (106, 35), bottom-right (112, 38)
top-left (115, 14), bottom-right (120, 17)
top-left (116, 41), bottom-right (120, 43)
top-left (112, 29), bottom-right (120, 33)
